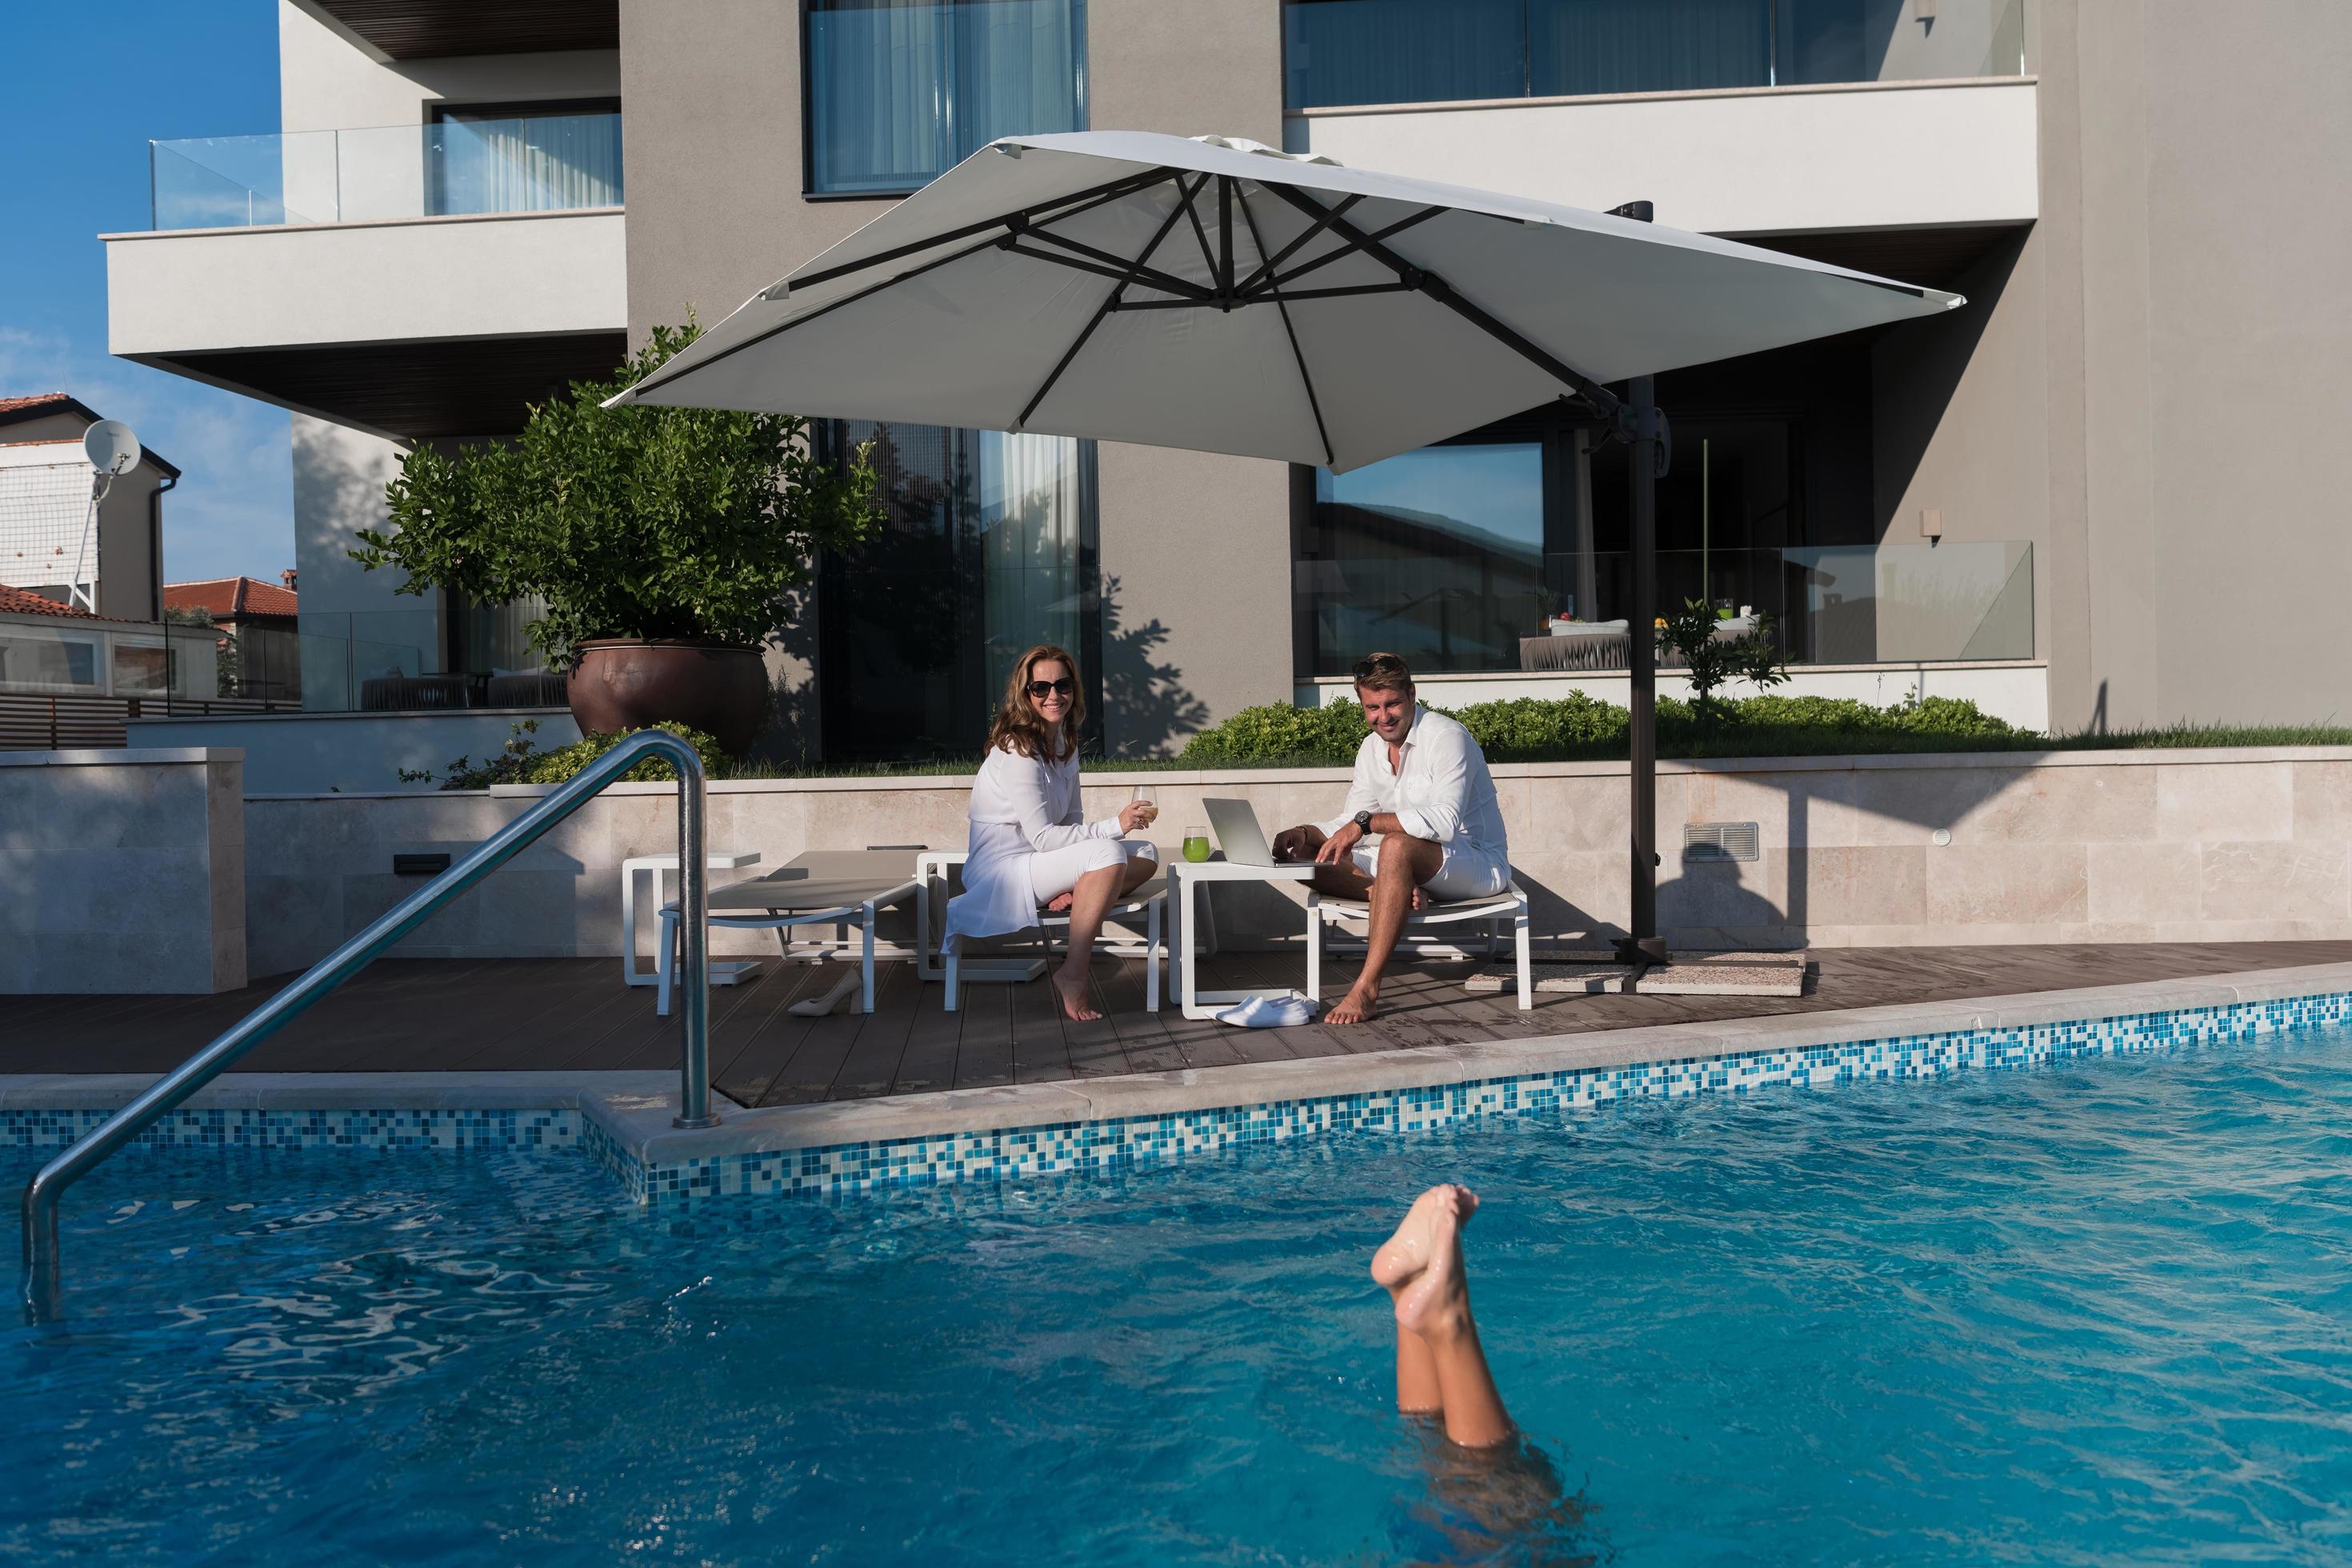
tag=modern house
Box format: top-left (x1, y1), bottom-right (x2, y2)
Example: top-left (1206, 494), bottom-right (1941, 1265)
top-left (163, 574), bottom-right (303, 705)
top-left (0, 393), bottom-right (178, 625)
top-left (102, 1), bottom-right (2352, 768)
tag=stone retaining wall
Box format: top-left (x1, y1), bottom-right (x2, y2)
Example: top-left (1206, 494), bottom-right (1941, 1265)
top-left (230, 746), bottom-right (2352, 974)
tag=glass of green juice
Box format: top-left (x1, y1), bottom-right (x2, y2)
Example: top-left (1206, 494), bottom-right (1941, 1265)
top-left (1182, 825), bottom-right (1212, 862)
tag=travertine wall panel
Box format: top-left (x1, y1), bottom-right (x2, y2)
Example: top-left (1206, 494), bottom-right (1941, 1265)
top-left (233, 747), bottom-right (2352, 969)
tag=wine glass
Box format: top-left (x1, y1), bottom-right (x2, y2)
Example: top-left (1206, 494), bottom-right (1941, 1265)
top-left (1130, 782), bottom-right (1158, 829)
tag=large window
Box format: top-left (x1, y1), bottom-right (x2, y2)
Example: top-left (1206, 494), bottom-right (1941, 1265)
top-left (1298, 441), bottom-right (1547, 677)
top-left (805, 0), bottom-right (1088, 196)
top-left (1284, 0), bottom-right (2026, 110)
top-left (819, 422), bottom-right (1098, 759)
top-left (427, 100), bottom-right (623, 216)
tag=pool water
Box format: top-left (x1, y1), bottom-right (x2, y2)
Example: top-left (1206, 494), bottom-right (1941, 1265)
top-left (10, 1028), bottom-right (2352, 1566)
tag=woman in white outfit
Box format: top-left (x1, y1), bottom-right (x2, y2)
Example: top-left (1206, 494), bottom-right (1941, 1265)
top-left (942, 645), bottom-right (1158, 1022)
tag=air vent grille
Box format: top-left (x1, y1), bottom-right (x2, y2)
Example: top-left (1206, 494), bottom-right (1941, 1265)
top-left (1682, 822), bottom-right (1760, 862)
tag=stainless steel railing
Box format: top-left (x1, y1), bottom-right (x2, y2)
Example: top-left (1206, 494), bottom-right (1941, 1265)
top-left (20, 728), bottom-right (717, 1323)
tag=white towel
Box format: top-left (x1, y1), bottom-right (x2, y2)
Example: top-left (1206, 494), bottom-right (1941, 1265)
top-left (1214, 994), bottom-right (1318, 1028)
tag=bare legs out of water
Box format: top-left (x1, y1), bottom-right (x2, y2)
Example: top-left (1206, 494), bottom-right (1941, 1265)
top-left (1371, 1184), bottom-right (1514, 1449)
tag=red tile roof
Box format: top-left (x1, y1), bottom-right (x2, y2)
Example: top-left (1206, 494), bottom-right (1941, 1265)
top-left (0, 394), bottom-right (74, 416)
top-left (164, 576), bottom-right (298, 619)
top-left (0, 584), bottom-right (94, 618)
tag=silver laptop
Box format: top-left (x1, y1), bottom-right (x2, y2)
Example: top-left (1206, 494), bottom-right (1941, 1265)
top-left (1204, 798), bottom-right (1280, 866)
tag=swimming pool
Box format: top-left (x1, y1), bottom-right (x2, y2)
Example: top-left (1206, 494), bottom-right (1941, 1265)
top-left (10, 1026), bottom-right (2352, 1565)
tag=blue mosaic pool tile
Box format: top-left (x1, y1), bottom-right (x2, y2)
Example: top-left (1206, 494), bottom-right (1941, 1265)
top-left (630, 989), bottom-right (2352, 1206)
top-left (0, 1106), bottom-right (582, 1154)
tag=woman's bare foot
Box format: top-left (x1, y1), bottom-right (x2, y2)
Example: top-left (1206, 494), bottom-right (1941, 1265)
top-left (1374, 1185), bottom-right (1457, 1290)
top-left (1044, 891), bottom-right (1076, 913)
top-left (1051, 966), bottom-right (1101, 1022)
top-left (1394, 1185), bottom-right (1478, 1341)
top-left (1409, 885), bottom-right (1431, 913)
top-left (1326, 982), bottom-right (1381, 1025)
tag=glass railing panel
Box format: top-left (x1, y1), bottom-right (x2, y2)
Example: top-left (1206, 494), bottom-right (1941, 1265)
top-left (149, 114), bottom-right (623, 230)
top-left (1529, 0), bottom-right (1772, 98)
top-left (1500, 541), bottom-right (2034, 673)
top-left (1283, 0), bottom-right (1526, 110)
top-left (1284, 0), bottom-right (2025, 110)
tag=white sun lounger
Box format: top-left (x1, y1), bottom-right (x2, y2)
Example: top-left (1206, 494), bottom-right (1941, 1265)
top-left (918, 850), bottom-right (1166, 1014)
top-left (1306, 880), bottom-right (1534, 1011)
top-left (656, 850), bottom-right (923, 1018)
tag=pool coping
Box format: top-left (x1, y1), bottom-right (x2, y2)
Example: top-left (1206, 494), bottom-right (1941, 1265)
top-left (14, 961), bottom-right (2352, 1199)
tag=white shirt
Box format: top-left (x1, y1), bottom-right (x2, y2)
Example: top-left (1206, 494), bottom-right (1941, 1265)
top-left (1320, 706), bottom-right (1509, 858)
top-left (942, 737), bottom-right (1122, 946)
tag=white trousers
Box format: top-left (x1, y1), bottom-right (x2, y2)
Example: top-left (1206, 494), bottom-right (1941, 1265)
top-left (1029, 837), bottom-right (1158, 905)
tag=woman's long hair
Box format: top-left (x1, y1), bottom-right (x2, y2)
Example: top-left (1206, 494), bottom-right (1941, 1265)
top-left (988, 644), bottom-right (1086, 762)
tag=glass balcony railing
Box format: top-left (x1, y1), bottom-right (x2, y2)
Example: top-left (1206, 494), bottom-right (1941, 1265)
top-left (1283, 0), bottom-right (2027, 110)
top-left (149, 112), bottom-right (623, 230)
top-left (1298, 539), bottom-right (2034, 676)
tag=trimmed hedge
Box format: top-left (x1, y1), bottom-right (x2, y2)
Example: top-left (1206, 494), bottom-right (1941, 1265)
top-left (1176, 691), bottom-right (2024, 767)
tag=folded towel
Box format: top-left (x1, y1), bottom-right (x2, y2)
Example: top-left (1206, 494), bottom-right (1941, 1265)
top-left (1215, 994), bottom-right (1318, 1028)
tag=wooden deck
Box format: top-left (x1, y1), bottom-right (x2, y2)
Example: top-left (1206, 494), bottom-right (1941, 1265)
top-left (9, 941), bottom-right (2352, 1110)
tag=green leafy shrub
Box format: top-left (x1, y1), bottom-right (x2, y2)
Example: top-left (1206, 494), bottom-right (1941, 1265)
top-left (1178, 701), bottom-right (1368, 766)
top-left (402, 719), bottom-right (729, 790)
top-left (354, 320), bottom-right (882, 665)
top-left (1175, 690), bottom-right (2021, 765)
top-left (1453, 694), bottom-right (1630, 758)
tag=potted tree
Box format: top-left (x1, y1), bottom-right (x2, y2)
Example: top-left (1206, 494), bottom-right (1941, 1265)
top-left (351, 322), bottom-right (879, 755)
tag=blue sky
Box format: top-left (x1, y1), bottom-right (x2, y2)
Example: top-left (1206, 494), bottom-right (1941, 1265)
top-left (2, 2), bottom-right (293, 585)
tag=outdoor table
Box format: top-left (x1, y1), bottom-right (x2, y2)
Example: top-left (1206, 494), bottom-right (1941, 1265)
top-left (620, 850), bottom-right (762, 988)
top-left (1166, 854), bottom-right (1319, 1022)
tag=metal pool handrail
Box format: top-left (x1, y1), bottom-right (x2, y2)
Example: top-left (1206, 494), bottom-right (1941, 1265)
top-left (20, 729), bottom-right (718, 1324)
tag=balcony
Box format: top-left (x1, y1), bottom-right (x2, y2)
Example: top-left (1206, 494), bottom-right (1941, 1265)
top-left (105, 114), bottom-right (626, 440)
top-left (1282, 0), bottom-right (2036, 256)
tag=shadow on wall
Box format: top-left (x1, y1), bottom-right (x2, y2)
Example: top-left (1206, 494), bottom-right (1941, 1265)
top-left (1870, 229), bottom-right (2026, 527)
top-left (1098, 571), bottom-right (1209, 757)
top-left (743, 584), bottom-right (819, 767)
top-left (1568, 758), bottom-right (2062, 950)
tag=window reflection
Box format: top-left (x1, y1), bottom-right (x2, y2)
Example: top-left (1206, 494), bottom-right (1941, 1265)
top-left (1298, 442), bottom-right (1546, 675)
top-left (820, 421), bottom-right (1098, 758)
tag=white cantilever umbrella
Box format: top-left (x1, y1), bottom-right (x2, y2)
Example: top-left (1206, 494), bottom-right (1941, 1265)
top-left (610, 129), bottom-right (1964, 954)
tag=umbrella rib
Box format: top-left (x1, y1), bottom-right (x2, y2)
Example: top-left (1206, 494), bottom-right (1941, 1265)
top-left (787, 166), bottom-right (1178, 292)
top-left (1251, 206), bottom-right (1445, 296)
top-left (1008, 227), bottom-right (1213, 302)
top-left (1178, 179), bottom-right (1219, 280)
top-left (1001, 241), bottom-right (1212, 299)
top-left (1233, 192), bottom-right (1363, 296)
top-left (1232, 183), bottom-right (1334, 470)
top-left (1262, 184), bottom-right (1621, 418)
top-left (628, 230), bottom-right (1014, 398)
top-left (1015, 173), bottom-right (1213, 430)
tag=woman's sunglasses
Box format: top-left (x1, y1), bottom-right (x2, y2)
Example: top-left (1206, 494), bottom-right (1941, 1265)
top-left (1026, 678), bottom-right (1076, 699)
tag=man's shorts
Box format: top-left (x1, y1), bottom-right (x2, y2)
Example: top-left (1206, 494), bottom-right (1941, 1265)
top-left (1347, 834), bottom-right (1511, 902)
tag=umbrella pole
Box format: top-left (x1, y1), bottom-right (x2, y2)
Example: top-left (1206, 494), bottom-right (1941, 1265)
top-left (1620, 376), bottom-right (1668, 967)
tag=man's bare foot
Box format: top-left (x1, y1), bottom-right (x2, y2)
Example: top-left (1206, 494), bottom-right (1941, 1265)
top-left (1326, 983), bottom-right (1380, 1025)
top-left (1044, 891), bottom-right (1075, 913)
top-left (1394, 1184), bottom-right (1479, 1340)
top-left (1051, 968), bottom-right (1101, 1022)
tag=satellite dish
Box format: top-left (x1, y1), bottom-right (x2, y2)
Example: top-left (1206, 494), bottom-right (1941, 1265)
top-left (82, 420), bottom-right (141, 478)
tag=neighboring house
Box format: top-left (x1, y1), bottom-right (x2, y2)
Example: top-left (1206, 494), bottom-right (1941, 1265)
top-left (0, 393), bottom-right (179, 626)
top-left (98, 0), bottom-right (2352, 754)
top-left (164, 573), bottom-right (302, 703)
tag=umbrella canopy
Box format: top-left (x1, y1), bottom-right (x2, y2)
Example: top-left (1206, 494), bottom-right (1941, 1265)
top-left (611, 130), bottom-right (1962, 470)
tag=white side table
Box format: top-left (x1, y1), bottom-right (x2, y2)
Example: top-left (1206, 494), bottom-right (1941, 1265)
top-left (1166, 856), bottom-right (1318, 1021)
top-left (621, 851), bottom-right (763, 987)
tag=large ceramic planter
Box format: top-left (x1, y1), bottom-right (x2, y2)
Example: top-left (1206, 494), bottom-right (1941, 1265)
top-left (566, 639), bottom-right (769, 756)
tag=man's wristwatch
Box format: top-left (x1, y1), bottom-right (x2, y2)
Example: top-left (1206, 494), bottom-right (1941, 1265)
top-left (1352, 810), bottom-right (1374, 834)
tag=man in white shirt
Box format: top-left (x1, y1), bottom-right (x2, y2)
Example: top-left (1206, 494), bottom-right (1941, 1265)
top-left (1272, 652), bottom-right (1511, 1025)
